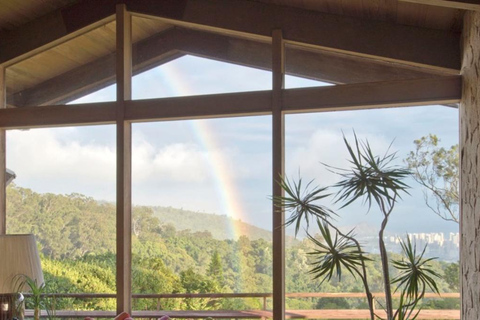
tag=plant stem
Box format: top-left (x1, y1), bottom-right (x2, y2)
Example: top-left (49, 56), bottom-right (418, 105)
top-left (379, 201), bottom-right (393, 320)
top-left (326, 220), bottom-right (375, 320)
top-left (34, 307), bottom-right (40, 320)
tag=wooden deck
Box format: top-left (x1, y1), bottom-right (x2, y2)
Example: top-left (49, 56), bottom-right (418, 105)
top-left (24, 292), bottom-right (461, 319)
top-left (27, 309), bottom-right (460, 319)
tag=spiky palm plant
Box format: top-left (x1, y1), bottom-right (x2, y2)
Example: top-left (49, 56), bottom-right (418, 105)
top-left (274, 133), bottom-right (439, 320)
top-left (13, 274), bottom-right (56, 320)
top-left (391, 236), bottom-right (440, 320)
top-left (276, 176), bottom-right (334, 236)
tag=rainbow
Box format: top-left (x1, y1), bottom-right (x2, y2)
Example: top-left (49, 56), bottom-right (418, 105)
top-left (152, 59), bottom-right (249, 240)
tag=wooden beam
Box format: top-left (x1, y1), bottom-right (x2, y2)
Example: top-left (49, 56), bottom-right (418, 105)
top-left (0, 67), bottom-right (5, 235)
top-left (0, 102), bottom-right (117, 129)
top-left (124, 90), bottom-right (271, 121)
top-left (271, 29), bottom-right (285, 320)
top-left (126, 0), bottom-right (461, 71)
top-left (172, 28), bottom-right (449, 81)
top-left (283, 76), bottom-right (462, 112)
top-left (0, 0), bottom-right (116, 66)
top-left (8, 27), bottom-right (447, 108)
top-left (0, 76), bottom-right (461, 128)
top-left (399, 0), bottom-right (480, 11)
top-left (116, 4), bottom-right (133, 315)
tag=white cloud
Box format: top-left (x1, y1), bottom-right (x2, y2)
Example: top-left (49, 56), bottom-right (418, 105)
top-left (151, 143), bottom-right (209, 182)
top-left (287, 129), bottom-right (393, 187)
top-left (7, 128), bottom-right (116, 199)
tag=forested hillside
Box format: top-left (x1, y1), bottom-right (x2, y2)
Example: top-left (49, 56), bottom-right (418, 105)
top-left (151, 206), bottom-right (271, 240)
top-left (6, 184), bottom-right (459, 311)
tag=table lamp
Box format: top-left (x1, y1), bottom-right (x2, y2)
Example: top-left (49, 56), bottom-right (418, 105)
top-left (0, 234), bottom-right (43, 320)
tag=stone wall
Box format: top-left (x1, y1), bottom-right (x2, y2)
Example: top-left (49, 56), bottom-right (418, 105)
top-left (461, 10), bottom-right (480, 320)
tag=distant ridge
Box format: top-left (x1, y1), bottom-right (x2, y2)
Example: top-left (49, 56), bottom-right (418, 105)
top-left (152, 206), bottom-right (272, 241)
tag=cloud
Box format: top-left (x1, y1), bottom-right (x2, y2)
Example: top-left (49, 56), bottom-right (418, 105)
top-left (7, 128), bottom-right (116, 199)
top-left (286, 128), bottom-right (392, 186)
top-left (151, 143), bottom-right (209, 182)
top-left (132, 130), bottom-right (212, 186)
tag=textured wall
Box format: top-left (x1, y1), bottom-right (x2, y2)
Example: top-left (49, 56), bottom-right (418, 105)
top-left (461, 10), bottom-right (480, 320)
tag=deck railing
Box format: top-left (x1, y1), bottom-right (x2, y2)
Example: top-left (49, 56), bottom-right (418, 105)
top-left (24, 292), bottom-right (460, 319)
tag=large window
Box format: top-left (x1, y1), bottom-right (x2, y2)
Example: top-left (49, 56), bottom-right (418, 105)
top-left (6, 125), bottom-right (117, 310)
top-left (284, 105), bottom-right (459, 309)
top-left (0, 6), bottom-right (463, 319)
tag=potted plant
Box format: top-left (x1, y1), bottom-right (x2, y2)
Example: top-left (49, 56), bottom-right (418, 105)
top-left (13, 274), bottom-right (55, 320)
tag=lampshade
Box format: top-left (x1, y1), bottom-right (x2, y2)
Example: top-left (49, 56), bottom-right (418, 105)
top-left (0, 234), bottom-right (44, 294)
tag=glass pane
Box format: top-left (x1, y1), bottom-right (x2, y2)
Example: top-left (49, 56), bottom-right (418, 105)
top-left (284, 105), bottom-right (459, 310)
top-left (132, 16), bottom-right (272, 99)
top-left (132, 116), bottom-right (272, 312)
top-left (6, 125), bottom-right (116, 310)
top-left (6, 22), bottom-right (116, 107)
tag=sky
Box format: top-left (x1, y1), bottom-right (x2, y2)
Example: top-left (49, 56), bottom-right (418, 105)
top-left (6, 55), bottom-right (460, 237)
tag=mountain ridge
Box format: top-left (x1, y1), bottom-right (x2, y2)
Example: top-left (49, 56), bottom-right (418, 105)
top-left (151, 206), bottom-right (272, 241)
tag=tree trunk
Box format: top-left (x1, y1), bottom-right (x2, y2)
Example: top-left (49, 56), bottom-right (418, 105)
top-left (461, 10), bottom-right (480, 320)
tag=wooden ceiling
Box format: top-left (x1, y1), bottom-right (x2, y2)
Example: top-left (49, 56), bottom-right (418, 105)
top-left (262, 0), bottom-right (464, 31)
top-left (0, 0), bottom-right (465, 33)
top-left (0, 0), bottom-right (470, 107)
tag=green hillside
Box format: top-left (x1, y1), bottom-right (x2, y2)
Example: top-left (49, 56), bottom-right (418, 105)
top-left (5, 184), bottom-right (459, 313)
top-left (151, 206), bottom-right (272, 241)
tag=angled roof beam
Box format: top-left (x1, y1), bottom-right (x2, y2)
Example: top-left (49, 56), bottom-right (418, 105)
top-left (283, 75), bottom-right (461, 112)
top-left (126, 0), bottom-right (461, 72)
top-left (399, 0), bottom-right (480, 11)
top-left (8, 27), bottom-right (448, 107)
top-left (173, 29), bottom-right (449, 82)
top-left (7, 28), bottom-right (185, 107)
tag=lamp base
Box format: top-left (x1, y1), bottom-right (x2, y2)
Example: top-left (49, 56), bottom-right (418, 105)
top-left (0, 294), bottom-right (23, 320)
top-left (0, 294), bottom-right (14, 320)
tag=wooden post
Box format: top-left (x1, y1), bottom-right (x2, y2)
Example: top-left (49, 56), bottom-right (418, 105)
top-left (0, 66), bottom-right (6, 235)
top-left (460, 10), bottom-right (480, 320)
top-left (271, 29), bottom-right (285, 320)
top-left (116, 3), bottom-right (132, 315)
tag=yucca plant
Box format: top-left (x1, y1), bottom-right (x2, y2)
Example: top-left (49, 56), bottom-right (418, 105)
top-left (13, 274), bottom-right (56, 320)
top-left (274, 133), bottom-right (440, 320)
top-left (391, 237), bottom-right (440, 320)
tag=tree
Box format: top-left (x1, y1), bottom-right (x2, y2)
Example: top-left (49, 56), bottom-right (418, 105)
top-left (405, 134), bottom-right (459, 223)
top-left (275, 133), bottom-right (440, 320)
top-left (207, 250), bottom-right (224, 287)
top-left (444, 261), bottom-right (459, 292)
top-left (180, 268), bottom-right (219, 310)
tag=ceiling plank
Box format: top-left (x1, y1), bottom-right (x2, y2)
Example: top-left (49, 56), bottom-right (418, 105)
top-left (0, 76), bottom-right (461, 128)
top-left (126, 0), bottom-right (461, 71)
top-left (399, 0), bottom-right (480, 11)
top-left (7, 29), bottom-right (185, 107)
top-left (8, 27), bottom-right (448, 107)
top-left (0, 0), bottom-right (116, 66)
top-left (283, 76), bottom-right (462, 112)
top-left (1, 0), bottom-right (461, 71)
